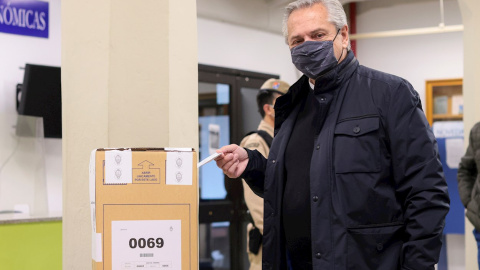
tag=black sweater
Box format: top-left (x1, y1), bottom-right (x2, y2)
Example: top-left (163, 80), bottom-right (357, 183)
top-left (282, 89), bottom-right (317, 268)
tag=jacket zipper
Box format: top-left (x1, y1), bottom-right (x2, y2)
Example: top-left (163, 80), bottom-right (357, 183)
top-left (337, 114), bottom-right (378, 124)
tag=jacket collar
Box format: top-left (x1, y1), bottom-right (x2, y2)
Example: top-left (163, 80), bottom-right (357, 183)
top-left (274, 50), bottom-right (358, 135)
top-left (314, 49), bottom-right (357, 93)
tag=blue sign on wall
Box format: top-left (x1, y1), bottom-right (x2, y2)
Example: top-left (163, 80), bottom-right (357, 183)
top-left (433, 121), bottom-right (465, 234)
top-left (0, 0), bottom-right (49, 38)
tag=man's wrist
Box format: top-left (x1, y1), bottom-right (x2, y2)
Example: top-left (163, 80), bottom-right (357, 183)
top-left (240, 148), bottom-right (254, 178)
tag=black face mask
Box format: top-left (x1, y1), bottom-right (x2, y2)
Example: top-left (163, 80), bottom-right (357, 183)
top-left (290, 29), bottom-right (343, 80)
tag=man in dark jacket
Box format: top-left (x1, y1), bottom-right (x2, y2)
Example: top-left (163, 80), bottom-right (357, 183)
top-left (458, 122), bottom-right (480, 267)
top-left (215, 0), bottom-right (450, 269)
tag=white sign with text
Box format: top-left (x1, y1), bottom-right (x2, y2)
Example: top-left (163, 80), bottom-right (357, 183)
top-left (111, 220), bottom-right (181, 269)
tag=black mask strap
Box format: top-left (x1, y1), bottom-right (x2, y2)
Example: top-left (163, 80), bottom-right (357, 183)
top-left (332, 28), bottom-right (341, 42)
top-left (333, 28), bottom-right (344, 62)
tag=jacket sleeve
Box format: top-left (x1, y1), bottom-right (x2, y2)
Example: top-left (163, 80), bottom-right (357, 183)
top-left (240, 134), bottom-right (270, 233)
top-left (240, 148), bottom-right (267, 198)
top-left (386, 80), bottom-right (450, 270)
top-left (457, 127), bottom-right (478, 207)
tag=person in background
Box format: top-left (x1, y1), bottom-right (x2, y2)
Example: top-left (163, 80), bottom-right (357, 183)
top-left (458, 122), bottom-right (480, 268)
top-left (240, 78), bottom-right (289, 270)
top-left (214, 0), bottom-right (450, 269)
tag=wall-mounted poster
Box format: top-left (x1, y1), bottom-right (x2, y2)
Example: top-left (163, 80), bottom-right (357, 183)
top-left (0, 0), bottom-right (49, 38)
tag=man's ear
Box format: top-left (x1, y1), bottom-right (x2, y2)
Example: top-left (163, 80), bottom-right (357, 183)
top-left (341, 25), bottom-right (349, 49)
top-left (263, 103), bottom-right (272, 116)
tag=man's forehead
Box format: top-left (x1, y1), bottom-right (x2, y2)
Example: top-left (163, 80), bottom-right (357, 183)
top-left (288, 5), bottom-right (330, 27)
top-left (287, 5), bottom-right (334, 36)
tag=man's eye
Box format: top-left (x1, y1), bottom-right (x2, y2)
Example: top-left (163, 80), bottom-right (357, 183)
top-left (316, 34), bottom-right (324, 38)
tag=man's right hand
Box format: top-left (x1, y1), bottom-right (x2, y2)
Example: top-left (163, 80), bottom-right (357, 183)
top-left (215, 144), bottom-right (249, 178)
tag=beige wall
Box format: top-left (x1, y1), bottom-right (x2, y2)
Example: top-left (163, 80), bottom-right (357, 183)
top-left (458, 0), bottom-right (480, 269)
top-left (61, 1), bottom-right (198, 268)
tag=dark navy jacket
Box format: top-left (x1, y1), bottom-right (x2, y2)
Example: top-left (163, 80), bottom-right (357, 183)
top-left (242, 51), bottom-right (450, 270)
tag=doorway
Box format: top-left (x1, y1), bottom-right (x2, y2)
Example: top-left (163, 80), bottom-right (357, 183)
top-left (198, 64), bottom-right (279, 270)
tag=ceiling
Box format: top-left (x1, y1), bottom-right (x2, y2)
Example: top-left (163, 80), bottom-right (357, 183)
top-left (196, 0), bottom-right (375, 35)
top-left (197, 0), bottom-right (448, 36)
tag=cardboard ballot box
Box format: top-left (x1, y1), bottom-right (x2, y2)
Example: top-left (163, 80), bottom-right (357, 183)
top-left (89, 148), bottom-right (198, 270)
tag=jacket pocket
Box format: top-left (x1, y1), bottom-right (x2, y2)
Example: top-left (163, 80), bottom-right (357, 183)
top-left (334, 116), bottom-right (381, 173)
top-left (466, 199), bottom-right (480, 230)
top-left (347, 223), bottom-right (404, 270)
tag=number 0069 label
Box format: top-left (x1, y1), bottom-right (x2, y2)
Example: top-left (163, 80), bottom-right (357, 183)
top-left (111, 220), bottom-right (181, 269)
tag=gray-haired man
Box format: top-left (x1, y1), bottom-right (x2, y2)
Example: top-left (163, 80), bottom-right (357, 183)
top-left (215, 1), bottom-right (449, 269)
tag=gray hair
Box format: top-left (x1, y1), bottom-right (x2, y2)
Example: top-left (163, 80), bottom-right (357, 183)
top-left (282, 0), bottom-right (351, 50)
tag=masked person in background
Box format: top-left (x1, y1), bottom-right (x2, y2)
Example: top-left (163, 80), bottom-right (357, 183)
top-left (215, 0), bottom-right (450, 269)
top-left (240, 79), bottom-right (289, 270)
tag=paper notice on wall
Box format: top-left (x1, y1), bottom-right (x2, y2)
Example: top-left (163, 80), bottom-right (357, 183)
top-left (446, 138), bottom-right (464, 169)
top-left (105, 150), bottom-right (133, 184)
top-left (166, 151), bottom-right (193, 185)
top-left (451, 95), bottom-right (464, 115)
top-left (432, 121), bottom-right (464, 138)
top-left (208, 124), bottom-right (220, 155)
top-left (433, 96), bottom-right (448, 114)
top-left (111, 220), bottom-right (181, 270)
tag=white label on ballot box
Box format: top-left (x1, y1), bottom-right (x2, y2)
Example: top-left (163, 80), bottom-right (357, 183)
top-left (112, 220), bottom-right (181, 269)
top-left (166, 151), bottom-right (193, 185)
top-left (105, 150), bottom-right (133, 184)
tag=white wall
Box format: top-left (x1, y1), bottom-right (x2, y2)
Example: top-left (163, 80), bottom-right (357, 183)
top-left (198, 17), bottom-right (300, 85)
top-left (0, 0), bottom-right (62, 214)
top-left (197, 0), bottom-right (286, 34)
top-left (355, 0), bottom-right (463, 108)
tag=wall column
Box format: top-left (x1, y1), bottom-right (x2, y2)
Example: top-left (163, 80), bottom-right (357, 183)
top-left (61, 1), bottom-right (198, 268)
top-left (458, 0), bottom-right (480, 269)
